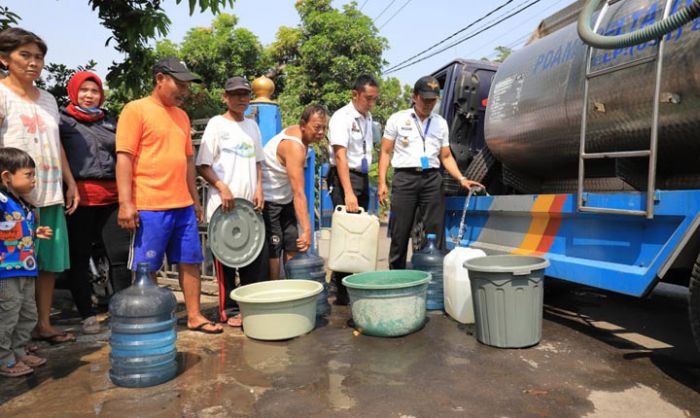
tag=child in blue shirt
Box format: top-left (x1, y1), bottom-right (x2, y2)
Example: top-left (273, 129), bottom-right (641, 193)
top-left (0, 147), bottom-right (53, 377)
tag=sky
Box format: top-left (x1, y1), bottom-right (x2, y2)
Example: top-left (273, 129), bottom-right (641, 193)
top-left (3, 0), bottom-right (579, 86)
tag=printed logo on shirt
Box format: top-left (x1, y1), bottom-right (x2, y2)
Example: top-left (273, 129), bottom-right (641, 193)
top-left (222, 142), bottom-right (256, 158)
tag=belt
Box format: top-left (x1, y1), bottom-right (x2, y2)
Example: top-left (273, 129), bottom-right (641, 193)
top-left (394, 167), bottom-right (439, 173)
top-left (329, 167), bottom-right (367, 176)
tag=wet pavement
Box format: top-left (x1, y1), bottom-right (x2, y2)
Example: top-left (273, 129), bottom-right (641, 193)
top-left (1, 279), bottom-right (699, 418)
top-left (2, 225), bottom-right (700, 417)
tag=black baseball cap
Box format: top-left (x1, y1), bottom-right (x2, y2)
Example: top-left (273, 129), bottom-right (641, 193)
top-left (224, 76), bottom-right (252, 92)
top-left (152, 57), bottom-right (202, 83)
top-left (414, 75), bottom-right (441, 99)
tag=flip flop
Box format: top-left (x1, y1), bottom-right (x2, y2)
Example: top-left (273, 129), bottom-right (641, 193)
top-left (227, 314), bottom-right (243, 328)
top-left (187, 321), bottom-right (223, 334)
top-left (18, 355), bottom-right (46, 368)
top-left (0, 361), bottom-right (34, 378)
top-left (34, 332), bottom-right (76, 345)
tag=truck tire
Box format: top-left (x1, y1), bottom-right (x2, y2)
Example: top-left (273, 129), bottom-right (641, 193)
top-left (689, 254), bottom-right (700, 352)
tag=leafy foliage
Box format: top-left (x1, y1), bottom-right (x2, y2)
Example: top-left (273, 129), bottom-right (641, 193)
top-left (481, 45), bottom-right (513, 64)
top-left (87, 0), bottom-right (234, 112)
top-left (0, 6), bottom-right (20, 31)
top-left (149, 13), bottom-right (268, 119)
top-left (273, 0), bottom-right (389, 126)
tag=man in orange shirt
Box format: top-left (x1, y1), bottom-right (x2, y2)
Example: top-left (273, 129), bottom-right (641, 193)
top-left (115, 57), bottom-right (223, 334)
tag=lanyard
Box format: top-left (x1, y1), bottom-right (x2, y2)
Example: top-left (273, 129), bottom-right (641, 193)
top-left (411, 113), bottom-right (431, 153)
top-left (355, 116), bottom-right (371, 157)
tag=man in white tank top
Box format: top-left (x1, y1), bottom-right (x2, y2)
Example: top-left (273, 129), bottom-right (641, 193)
top-left (261, 105), bottom-right (328, 279)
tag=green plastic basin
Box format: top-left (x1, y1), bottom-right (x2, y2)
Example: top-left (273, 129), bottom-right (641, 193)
top-left (342, 270), bottom-right (430, 337)
top-left (230, 279), bottom-right (323, 341)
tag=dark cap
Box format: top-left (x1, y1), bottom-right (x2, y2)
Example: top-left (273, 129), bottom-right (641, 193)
top-left (152, 57), bottom-right (202, 83)
top-left (413, 75), bottom-right (441, 99)
top-left (224, 76), bottom-right (252, 92)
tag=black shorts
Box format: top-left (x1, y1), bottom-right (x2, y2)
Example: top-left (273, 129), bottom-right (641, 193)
top-left (262, 201), bottom-right (299, 258)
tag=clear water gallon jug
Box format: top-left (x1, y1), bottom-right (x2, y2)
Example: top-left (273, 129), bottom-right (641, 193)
top-left (410, 234), bottom-right (446, 311)
top-left (285, 251), bottom-right (329, 317)
top-left (109, 262), bottom-right (178, 387)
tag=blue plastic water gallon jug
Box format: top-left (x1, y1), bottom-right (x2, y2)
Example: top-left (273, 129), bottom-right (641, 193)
top-left (411, 233), bottom-right (446, 311)
top-left (285, 251), bottom-right (329, 317)
top-left (109, 262), bottom-right (178, 387)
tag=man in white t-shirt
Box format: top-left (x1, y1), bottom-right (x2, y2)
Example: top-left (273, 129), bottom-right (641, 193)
top-left (196, 76), bottom-right (268, 327)
top-left (378, 76), bottom-right (482, 270)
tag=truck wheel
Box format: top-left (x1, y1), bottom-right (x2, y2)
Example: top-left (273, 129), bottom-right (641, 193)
top-left (689, 254), bottom-right (700, 352)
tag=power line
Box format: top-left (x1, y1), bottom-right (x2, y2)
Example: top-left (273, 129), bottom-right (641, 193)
top-left (378, 0), bottom-right (413, 30)
top-left (359, 0), bottom-right (369, 11)
top-left (374, 0), bottom-right (398, 22)
top-left (481, 0), bottom-right (569, 59)
top-left (386, 0), bottom-right (544, 74)
top-left (461, 0), bottom-right (534, 55)
top-left (384, 0), bottom-right (545, 74)
top-left (382, 0), bottom-right (517, 74)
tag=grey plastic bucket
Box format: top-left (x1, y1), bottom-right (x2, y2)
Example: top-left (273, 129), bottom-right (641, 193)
top-left (463, 255), bottom-right (549, 348)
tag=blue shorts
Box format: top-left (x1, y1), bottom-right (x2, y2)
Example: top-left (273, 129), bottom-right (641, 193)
top-left (128, 206), bottom-right (203, 272)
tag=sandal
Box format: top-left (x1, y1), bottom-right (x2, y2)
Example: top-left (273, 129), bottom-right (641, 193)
top-left (187, 321), bottom-right (223, 334)
top-left (226, 314), bottom-right (243, 328)
top-left (0, 361), bottom-right (34, 378)
top-left (18, 354), bottom-right (46, 368)
top-left (33, 332), bottom-right (76, 345)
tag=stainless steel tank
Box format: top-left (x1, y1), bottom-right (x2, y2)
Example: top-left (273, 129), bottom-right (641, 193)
top-left (485, 0), bottom-right (700, 188)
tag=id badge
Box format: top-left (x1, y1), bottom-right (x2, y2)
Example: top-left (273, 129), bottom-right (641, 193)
top-left (420, 156), bottom-right (430, 170)
top-left (361, 157), bottom-right (369, 174)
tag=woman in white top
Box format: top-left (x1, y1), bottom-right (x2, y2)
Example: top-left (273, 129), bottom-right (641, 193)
top-left (0, 28), bottom-right (79, 344)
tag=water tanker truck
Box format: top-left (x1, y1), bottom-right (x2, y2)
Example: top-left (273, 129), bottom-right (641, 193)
top-left (437, 0), bottom-right (700, 350)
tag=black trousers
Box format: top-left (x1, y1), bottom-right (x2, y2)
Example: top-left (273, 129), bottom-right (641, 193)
top-left (214, 243), bottom-right (270, 322)
top-left (329, 168), bottom-right (370, 301)
top-left (65, 204), bottom-right (132, 318)
top-left (389, 170), bottom-right (445, 270)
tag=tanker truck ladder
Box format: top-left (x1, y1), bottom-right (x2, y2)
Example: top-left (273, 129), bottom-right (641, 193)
top-left (577, 0), bottom-right (674, 220)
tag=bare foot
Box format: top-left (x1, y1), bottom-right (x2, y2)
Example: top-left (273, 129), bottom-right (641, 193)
top-left (17, 354), bottom-right (46, 368)
top-left (0, 361), bottom-right (33, 377)
top-left (227, 313), bottom-right (243, 327)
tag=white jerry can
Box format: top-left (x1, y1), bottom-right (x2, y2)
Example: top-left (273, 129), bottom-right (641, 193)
top-left (443, 246), bottom-right (487, 324)
top-left (328, 205), bottom-right (380, 273)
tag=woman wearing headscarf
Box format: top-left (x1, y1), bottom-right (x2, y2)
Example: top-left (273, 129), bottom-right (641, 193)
top-left (60, 71), bottom-right (130, 334)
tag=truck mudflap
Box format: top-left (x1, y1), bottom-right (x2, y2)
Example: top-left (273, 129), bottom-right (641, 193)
top-left (444, 190), bottom-right (700, 297)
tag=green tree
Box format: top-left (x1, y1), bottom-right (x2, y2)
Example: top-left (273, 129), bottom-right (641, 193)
top-left (269, 0), bottom-right (388, 126)
top-left (481, 45), bottom-right (512, 63)
top-left (372, 77), bottom-right (412, 127)
top-left (88, 0), bottom-right (234, 104)
top-left (0, 6), bottom-right (20, 31)
top-left (149, 13), bottom-right (268, 119)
